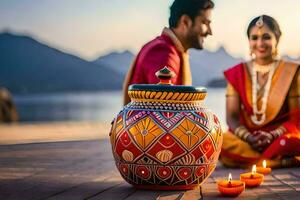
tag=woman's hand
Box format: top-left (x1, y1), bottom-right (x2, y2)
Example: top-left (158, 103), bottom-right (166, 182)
top-left (250, 130), bottom-right (273, 152)
top-left (245, 134), bottom-right (259, 147)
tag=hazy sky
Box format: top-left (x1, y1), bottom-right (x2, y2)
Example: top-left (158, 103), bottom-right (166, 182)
top-left (0, 0), bottom-right (300, 60)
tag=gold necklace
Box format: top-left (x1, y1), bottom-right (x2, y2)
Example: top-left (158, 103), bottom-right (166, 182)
top-left (253, 61), bottom-right (276, 74)
top-left (250, 61), bottom-right (278, 125)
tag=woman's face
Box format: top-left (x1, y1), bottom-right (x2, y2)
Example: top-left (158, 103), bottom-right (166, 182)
top-left (249, 25), bottom-right (277, 61)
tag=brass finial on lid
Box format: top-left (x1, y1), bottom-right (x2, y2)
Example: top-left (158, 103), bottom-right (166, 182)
top-left (155, 66), bottom-right (176, 85)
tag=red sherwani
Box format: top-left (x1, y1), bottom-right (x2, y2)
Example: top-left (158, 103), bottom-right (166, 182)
top-left (123, 28), bottom-right (191, 105)
top-left (130, 33), bottom-right (183, 85)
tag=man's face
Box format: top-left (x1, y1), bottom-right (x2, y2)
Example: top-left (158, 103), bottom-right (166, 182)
top-left (186, 9), bottom-right (212, 50)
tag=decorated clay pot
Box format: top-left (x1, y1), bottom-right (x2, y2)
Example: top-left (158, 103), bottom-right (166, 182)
top-left (109, 67), bottom-right (223, 190)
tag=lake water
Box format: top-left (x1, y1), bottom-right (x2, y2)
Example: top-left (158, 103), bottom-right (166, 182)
top-left (14, 88), bottom-right (227, 128)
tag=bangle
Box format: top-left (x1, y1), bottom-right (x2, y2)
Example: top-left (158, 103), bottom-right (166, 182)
top-left (270, 126), bottom-right (286, 139)
top-left (234, 126), bottom-right (251, 141)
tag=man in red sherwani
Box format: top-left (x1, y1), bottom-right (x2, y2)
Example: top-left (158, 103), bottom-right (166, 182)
top-left (123, 0), bottom-right (214, 105)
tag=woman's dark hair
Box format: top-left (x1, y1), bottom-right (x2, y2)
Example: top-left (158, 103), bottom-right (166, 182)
top-left (169, 0), bottom-right (214, 28)
top-left (247, 15), bottom-right (282, 42)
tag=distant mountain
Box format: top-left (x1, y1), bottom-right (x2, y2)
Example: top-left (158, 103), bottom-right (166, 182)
top-left (94, 46), bottom-right (242, 87)
top-left (206, 77), bottom-right (227, 88)
top-left (93, 50), bottom-right (135, 77)
top-left (92, 47), bottom-right (300, 89)
top-left (0, 32), bottom-right (123, 94)
top-left (5, 30), bottom-right (296, 95)
top-left (189, 47), bottom-right (243, 87)
top-left (282, 55), bottom-right (300, 63)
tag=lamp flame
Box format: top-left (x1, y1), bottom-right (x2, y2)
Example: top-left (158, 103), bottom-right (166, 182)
top-left (252, 165), bottom-right (257, 175)
top-left (228, 173), bottom-right (232, 182)
top-left (263, 160), bottom-right (267, 168)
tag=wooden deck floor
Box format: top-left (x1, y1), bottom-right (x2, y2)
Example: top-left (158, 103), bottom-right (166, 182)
top-left (0, 139), bottom-right (299, 200)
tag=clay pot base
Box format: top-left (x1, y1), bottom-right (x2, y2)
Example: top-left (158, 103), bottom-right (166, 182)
top-left (133, 184), bottom-right (200, 190)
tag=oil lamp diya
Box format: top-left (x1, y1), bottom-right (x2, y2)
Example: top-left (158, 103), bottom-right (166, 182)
top-left (256, 160), bottom-right (272, 175)
top-left (217, 173), bottom-right (245, 197)
top-left (240, 165), bottom-right (264, 187)
top-left (109, 67), bottom-right (223, 190)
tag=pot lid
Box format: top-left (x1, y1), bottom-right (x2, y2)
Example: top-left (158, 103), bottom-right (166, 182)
top-left (128, 67), bottom-right (206, 101)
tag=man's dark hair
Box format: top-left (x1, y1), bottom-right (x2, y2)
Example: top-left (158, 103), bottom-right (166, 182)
top-left (169, 0), bottom-right (214, 28)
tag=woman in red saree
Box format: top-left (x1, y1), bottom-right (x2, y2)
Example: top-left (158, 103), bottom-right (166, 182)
top-left (220, 15), bottom-right (300, 168)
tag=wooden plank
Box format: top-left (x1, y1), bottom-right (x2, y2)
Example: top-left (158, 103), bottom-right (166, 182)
top-left (270, 173), bottom-right (300, 199)
top-left (0, 139), bottom-right (300, 199)
top-left (156, 191), bottom-right (185, 200)
top-left (122, 189), bottom-right (162, 200)
top-left (0, 139), bottom-right (117, 199)
top-left (87, 182), bottom-right (135, 200)
top-left (291, 169), bottom-right (300, 178)
top-left (6, 162), bottom-right (116, 200)
top-left (46, 170), bottom-right (123, 200)
top-left (180, 188), bottom-right (203, 200)
top-left (274, 172), bottom-right (300, 192)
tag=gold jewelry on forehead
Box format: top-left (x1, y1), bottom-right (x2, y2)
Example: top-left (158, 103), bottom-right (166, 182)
top-left (256, 15), bottom-right (264, 36)
top-left (256, 15), bottom-right (264, 28)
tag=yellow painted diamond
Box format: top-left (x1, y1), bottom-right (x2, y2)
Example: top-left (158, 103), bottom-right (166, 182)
top-left (128, 117), bottom-right (163, 149)
top-left (171, 118), bottom-right (206, 149)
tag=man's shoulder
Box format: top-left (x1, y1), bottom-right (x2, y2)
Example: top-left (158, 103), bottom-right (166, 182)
top-left (140, 35), bottom-right (178, 55)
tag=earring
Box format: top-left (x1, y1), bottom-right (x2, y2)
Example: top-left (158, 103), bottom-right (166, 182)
top-left (272, 48), bottom-right (278, 58)
top-left (249, 48), bottom-right (254, 58)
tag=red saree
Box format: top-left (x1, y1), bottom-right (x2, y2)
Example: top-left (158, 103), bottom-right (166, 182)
top-left (221, 60), bottom-right (300, 167)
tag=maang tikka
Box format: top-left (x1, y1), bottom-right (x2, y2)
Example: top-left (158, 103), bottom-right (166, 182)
top-left (256, 15), bottom-right (264, 35)
top-left (256, 15), bottom-right (264, 27)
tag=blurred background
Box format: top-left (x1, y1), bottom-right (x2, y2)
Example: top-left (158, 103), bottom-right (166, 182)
top-left (0, 0), bottom-right (300, 129)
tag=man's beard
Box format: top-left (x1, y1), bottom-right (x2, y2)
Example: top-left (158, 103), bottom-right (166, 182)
top-left (188, 32), bottom-right (203, 50)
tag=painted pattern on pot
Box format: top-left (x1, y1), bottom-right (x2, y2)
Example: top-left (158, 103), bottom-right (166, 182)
top-left (109, 67), bottom-right (223, 190)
